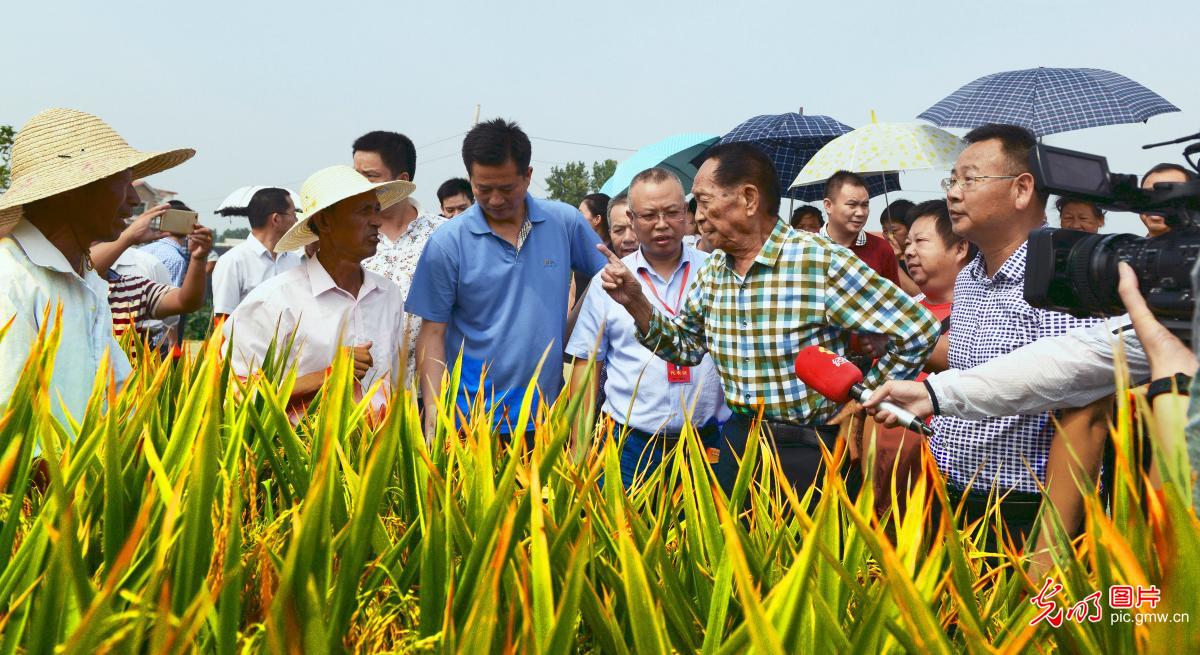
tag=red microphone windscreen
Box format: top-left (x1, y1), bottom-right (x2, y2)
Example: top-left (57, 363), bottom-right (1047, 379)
top-left (794, 345), bottom-right (863, 404)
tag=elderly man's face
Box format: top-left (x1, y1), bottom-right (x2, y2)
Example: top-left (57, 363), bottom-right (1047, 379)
top-left (82, 168), bottom-right (135, 243)
top-left (691, 159), bottom-right (748, 252)
top-left (1140, 169), bottom-right (1189, 237)
top-left (315, 191), bottom-right (383, 263)
top-left (118, 181), bottom-right (141, 220)
top-left (1059, 201), bottom-right (1104, 233)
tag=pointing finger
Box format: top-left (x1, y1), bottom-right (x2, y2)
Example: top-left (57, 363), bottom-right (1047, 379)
top-left (596, 242), bottom-right (624, 265)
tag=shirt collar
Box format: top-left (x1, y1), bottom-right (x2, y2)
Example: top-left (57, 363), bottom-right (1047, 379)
top-left (968, 240), bottom-right (1030, 283)
top-left (753, 219), bottom-right (792, 269)
top-left (247, 233), bottom-right (275, 258)
top-left (819, 223), bottom-right (867, 247)
top-left (464, 193), bottom-right (542, 235)
top-left (10, 219), bottom-right (78, 275)
top-left (305, 255), bottom-right (380, 299)
top-left (633, 244), bottom-right (696, 283)
top-left (157, 236), bottom-right (188, 254)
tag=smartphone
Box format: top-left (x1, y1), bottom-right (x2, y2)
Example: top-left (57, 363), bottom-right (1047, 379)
top-left (152, 208), bottom-right (198, 236)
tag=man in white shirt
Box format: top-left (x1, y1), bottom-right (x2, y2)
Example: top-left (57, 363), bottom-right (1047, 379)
top-left (211, 187), bottom-right (303, 317)
top-left (223, 165), bottom-right (415, 412)
top-left (566, 168), bottom-right (729, 486)
top-left (0, 108), bottom-right (193, 428)
top-left (352, 131), bottom-right (447, 388)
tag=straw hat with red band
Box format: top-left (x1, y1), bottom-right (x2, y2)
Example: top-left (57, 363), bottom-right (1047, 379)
top-left (0, 108), bottom-right (195, 233)
top-left (273, 165), bottom-right (415, 253)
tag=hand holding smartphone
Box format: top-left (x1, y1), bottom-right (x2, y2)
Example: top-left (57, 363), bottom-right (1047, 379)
top-left (151, 208), bottom-right (198, 236)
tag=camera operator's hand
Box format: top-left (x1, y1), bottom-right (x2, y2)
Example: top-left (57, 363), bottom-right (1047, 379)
top-left (1117, 262), bottom-right (1197, 379)
top-left (861, 380), bottom-right (934, 428)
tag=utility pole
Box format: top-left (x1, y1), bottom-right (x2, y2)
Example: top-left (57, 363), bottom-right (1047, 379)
top-left (473, 104), bottom-right (481, 126)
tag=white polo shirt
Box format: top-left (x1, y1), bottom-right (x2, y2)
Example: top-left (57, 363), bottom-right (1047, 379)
top-left (211, 233), bottom-right (302, 315)
top-left (0, 219), bottom-right (132, 428)
top-left (222, 256), bottom-right (406, 403)
top-left (565, 245), bottom-right (730, 434)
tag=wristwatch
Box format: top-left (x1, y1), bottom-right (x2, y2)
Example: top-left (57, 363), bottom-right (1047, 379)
top-left (1145, 372), bottom-right (1193, 403)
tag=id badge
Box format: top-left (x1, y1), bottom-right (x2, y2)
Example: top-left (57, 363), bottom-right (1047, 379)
top-left (666, 362), bottom-right (692, 384)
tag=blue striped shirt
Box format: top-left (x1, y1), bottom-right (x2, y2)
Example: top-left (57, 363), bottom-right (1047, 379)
top-left (930, 242), bottom-right (1098, 494)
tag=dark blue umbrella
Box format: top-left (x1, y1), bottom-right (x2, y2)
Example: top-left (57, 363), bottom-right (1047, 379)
top-left (720, 112), bottom-right (899, 201)
top-left (918, 67), bottom-right (1180, 137)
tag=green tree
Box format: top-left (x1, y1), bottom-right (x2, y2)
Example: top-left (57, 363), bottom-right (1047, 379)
top-left (591, 159), bottom-right (617, 192)
top-left (0, 125), bottom-right (15, 192)
top-left (220, 227), bottom-right (250, 241)
top-left (544, 158), bottom-right (618, 207)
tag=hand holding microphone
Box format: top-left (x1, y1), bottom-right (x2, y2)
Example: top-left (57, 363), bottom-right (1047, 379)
top-left (794, 346), bottom-right (933, 437)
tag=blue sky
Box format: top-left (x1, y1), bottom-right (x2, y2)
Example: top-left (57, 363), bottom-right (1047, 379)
top-left (5, 0), bottom-right (1196, 235)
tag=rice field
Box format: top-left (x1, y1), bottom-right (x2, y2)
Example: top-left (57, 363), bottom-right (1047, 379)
top-left (0, 316), bottom-right (1197, 653)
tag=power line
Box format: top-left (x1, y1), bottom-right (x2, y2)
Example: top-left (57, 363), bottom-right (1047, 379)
top-left (418, 132), bottom-right (467, 150)
top-left (529, 136), bottom-right (637, 152)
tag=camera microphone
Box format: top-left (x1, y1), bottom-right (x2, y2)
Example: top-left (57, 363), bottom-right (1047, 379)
top-left (793, 345), bottom-right (933, 437)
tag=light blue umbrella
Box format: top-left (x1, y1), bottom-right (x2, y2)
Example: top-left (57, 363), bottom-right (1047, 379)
top-left (599, 133), bottom-right (719, 197)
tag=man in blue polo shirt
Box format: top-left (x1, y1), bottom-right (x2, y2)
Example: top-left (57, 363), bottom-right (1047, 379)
top-left (407, 119), bottom-right (607, 439)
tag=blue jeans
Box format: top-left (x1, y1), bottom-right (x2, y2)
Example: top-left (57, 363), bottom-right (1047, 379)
top-left (612, 422), bottom-right (721, 488)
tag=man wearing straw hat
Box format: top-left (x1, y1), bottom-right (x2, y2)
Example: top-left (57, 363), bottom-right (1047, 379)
top-left (221, 165), bottom-right (415, 410)
top-left (0, 108), bottom-right (194, 426)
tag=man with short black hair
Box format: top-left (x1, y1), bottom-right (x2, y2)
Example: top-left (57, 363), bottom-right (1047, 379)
top-left (353, 130), bottom-right (447, 388)
top-left (821, 171), bottom-right (901, 285)
top-left (597, 142), bottom-right (939, 495)
top-left (212, 188), bottom-right (302, 316)
top-left (407, 118), bottom-right (607, 439)
top-left (1056, 197), bottom-right (1105, 233)
top-left (437, 177), bottom-right (474, 218)
top-left (931, 123), bottom-right (1098, 545)
top-left (1139, 163), bottom-right (1196, 237)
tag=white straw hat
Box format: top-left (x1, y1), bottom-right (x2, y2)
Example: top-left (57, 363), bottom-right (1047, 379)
top-left (0, 108), bottom-right (195, 232)
top-left (274, 165), bottom-right (415, 253)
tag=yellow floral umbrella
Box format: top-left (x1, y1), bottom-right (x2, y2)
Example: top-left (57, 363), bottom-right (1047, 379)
top-left (789, 120), bottom-right (964, 191)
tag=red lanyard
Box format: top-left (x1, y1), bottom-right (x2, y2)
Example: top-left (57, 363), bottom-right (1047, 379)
top-left (638, 261), bottom-right (690, 316)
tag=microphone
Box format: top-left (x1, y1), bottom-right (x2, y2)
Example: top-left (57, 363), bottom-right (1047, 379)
top-left (794, 345), bottom-right (933, 436)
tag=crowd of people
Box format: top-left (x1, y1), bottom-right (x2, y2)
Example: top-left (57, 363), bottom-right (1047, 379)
top-left (1, 108), bottom-right (1196, 555)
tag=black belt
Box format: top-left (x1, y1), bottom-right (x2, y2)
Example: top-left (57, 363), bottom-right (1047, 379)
top-left (608, 417), bottom-right (721, 443)
top-left (725, 412), bottom-right (838, 449)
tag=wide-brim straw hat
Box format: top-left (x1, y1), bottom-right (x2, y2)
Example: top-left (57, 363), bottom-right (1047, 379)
top-left (0, 108), bottom-right (195, 233)
top-left (274, 165), bottom-right (415, 253)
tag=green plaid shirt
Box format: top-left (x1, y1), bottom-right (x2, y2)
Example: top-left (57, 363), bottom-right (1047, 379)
top-left (640, 220), bottom-right (939, 425)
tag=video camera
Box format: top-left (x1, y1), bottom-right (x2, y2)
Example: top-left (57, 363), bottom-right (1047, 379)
top-left (1024, 131), bottom-right (1200, 342)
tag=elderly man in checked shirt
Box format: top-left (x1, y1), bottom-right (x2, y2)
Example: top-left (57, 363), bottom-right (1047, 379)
top-left (597, 143), bottom-right (939, 497)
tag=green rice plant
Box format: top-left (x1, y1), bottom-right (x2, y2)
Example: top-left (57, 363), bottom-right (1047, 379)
top-left (0, 320), bottom-right (1195, 653)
